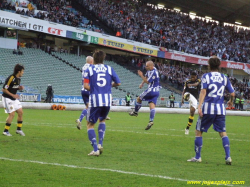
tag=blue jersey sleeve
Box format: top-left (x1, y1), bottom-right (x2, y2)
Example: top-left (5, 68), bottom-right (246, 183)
top-left (84, 68), bottom-right (90, 80)
top-left (201, 74), bottom-right (208, 90)
top-left (111, 68), bottom-right (121, 84)
top-left (147, 70), bottom-right (157, 83)
top-left (225, 76), bottom-right (234, 93)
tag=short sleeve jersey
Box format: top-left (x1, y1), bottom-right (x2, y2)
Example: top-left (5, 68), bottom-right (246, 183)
top-left (2, 74), bottom-right (20, 100)
top-left (82, 63), bottom-right (91, 91)
top-left (184, 78), bottom-right (201, 100)
top-left (201, 72), bottom-right (234, 115)
top-left (145, 67), bottom-right (160, 90)
top-left (84, 64), bottom-right (120, 107)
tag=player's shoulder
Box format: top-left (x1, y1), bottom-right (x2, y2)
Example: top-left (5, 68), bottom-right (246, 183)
top-left (82, 63), bottom-right (90, 71)
top-left (104, 64), bottom-right (111, 68)
top-left (6, 74), bottom-right (15, 81)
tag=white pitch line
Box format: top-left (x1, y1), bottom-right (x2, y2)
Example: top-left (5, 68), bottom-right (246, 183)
top-left (0, 121), bottom-right (244, 136)
top-left (6, 122), bottom-right (248, 142)
top-left (107, 129), bottom-right (250, 142)
top-left (0, 157), bottom-right (238, 186)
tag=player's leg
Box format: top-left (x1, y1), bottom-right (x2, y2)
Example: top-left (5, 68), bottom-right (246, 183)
top-left (214, 115), bottom-right (232, 165)
top-left (76, 91), bottom-right (89, 130)
top-left (187, 115), bottom-right (213, 162)
top-left (3, 112), bottom-right (15, 136)
top-left (185, 94), bottom-right (197, 135)
top-left (145, 102), bottom-right (155, 130)
top-left (220, 131), bottom-right (231, 165)
top-left (185, 106), bottom-right (195, 135)
top-left (86, 107), bottom-right (99, 156)
top-left (129, 96), bottom-right (142, 116)
top-left (79, 103), bottom-right (88, 120)
top-left (3, 98), bottom-right (22, 136)
top-left (135, 97), bottom-right (142, 112)
top-left (144, 92), bottom-right (159, 130)
top-left (97, 106), bottom-right (110, 154)
top-left (16, 108), bottom-right (25, 136)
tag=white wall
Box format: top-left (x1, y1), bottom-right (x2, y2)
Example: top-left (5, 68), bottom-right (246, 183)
top-left (0, 37), bottom-right (17, 49)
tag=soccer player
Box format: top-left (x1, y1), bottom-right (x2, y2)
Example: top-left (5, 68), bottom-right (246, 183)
top-left (75, 56), bottom-right (93, 130)
top-left (181, 72), bottom-right (201, 135)
top-left (129, 61), bottom-right (160, 130)
top-left (83, 50), bottom-right (121, 156)
top-left (2, 64), bottom-right (25, 136)
top-left (187, 56), bottom-right (235, 165)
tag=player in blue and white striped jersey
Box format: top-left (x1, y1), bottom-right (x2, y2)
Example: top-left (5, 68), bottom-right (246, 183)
top-left (129, 61), bottom-right (161, 130)
top-left (187, 56), bottom-right (235, 165)
top-left (83, 50), bottom-right (121, 156)
top-left (75, 56), bottom-right (93, 130)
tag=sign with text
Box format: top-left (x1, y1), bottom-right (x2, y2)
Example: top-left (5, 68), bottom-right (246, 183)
top-left (53, 95), bottom-right (83, 104)
top-left (66, 31), bottom-right (88, 42)
top-left (0, 16), bottom-right (44, 32)
top-left (98, 38), bottom-right (158, 56)
top-left (163, 51), bottom-right (250, 70)
top-left (0, 92), bottom-right (41, 102)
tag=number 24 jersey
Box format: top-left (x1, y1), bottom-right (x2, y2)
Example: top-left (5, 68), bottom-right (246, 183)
top-left (201, 72), bottom-right (234, 115)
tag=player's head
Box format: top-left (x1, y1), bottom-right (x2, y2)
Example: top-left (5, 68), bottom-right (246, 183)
top-left (14, 64), bottom-right (24, 77)
top-left (145, 61), bottom-right (154, 71)
top-left (208, 56), bottom-right (221, 71)
top-left (190, 72), bottom-right (197, 81)
top-left (86, 56), bottom-right (93, 65)
top-left (93, 50), bottom-right (106, 64)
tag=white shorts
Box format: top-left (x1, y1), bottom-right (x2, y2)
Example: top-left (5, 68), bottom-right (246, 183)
top-left (184, 92), bottom-right (198, 109)
top-left (2, 96), bottom-right (22, 113)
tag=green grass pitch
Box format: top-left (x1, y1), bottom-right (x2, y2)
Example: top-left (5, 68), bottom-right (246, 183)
top-left (0, 109), bottom-right (249, 187)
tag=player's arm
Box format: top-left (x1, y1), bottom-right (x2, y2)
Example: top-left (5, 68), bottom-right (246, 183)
top-left (111, 68), bottom-right (121, 87)
top-left (19, 85), bottom-right (24, 91)
top-left (181, 83), bottom-right (186, 104)
top-left (112, 82), bottom-right (121, 87)
top-left (138, 70), bottom-right (149, 84)
top-left (83, 79), bottom-right (90, 91)
top-left (139, 81), bottom-right (144, 89)
top-left (197, 89), bottom-right (206, 117)
top-left (225, 76), bottom-right (235, 107)
top-left (227, 92), bottom-right (235, 107)
top-left (2, 88), bottom-right (19, 99)
top-left (187, 79), bottom-right (201, 87)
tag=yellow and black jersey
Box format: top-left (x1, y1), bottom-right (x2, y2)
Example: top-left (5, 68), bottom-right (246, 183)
top-left (183, 79), bottom-right (201, 100)
top-left (2, 74), bottom-right (21, 100)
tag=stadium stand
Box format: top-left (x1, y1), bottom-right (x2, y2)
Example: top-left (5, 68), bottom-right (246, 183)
top-left (1, 0), bottom-right (103, 33)
top-left (52, 51), bottom-right (180, 101)
top-left (76, 0), bottom-right (250, 63)
top-left (0, 48), bottom-right (181, 103)
top-left (2, 0), bottom-right (250, 63)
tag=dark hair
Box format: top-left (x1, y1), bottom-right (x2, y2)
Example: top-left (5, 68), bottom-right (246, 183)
top-left (208, 56), bottom-right (221, 71)
top-left (13, 64), bottom-right (24, 75)
top-left (93, 50), bottom-right (106, 64)
top-left (191, 72), bottom-right (197, 76)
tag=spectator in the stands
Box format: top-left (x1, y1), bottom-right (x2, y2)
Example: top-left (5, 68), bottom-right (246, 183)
top-left (18, 49), bottom-right (23, 55)
top-left (13, 49), bottom-right (17, 55)
top-left (81, 0), bottom-right (250, 63)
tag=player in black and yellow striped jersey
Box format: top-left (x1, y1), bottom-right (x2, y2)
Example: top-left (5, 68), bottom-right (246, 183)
top-left (2, 64), bottom-right (25, 136)
top-left (181, 72), bottom-right (201, 135)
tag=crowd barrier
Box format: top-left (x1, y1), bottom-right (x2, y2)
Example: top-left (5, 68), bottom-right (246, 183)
top-left (0, 102), bottom-right (249, 116)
